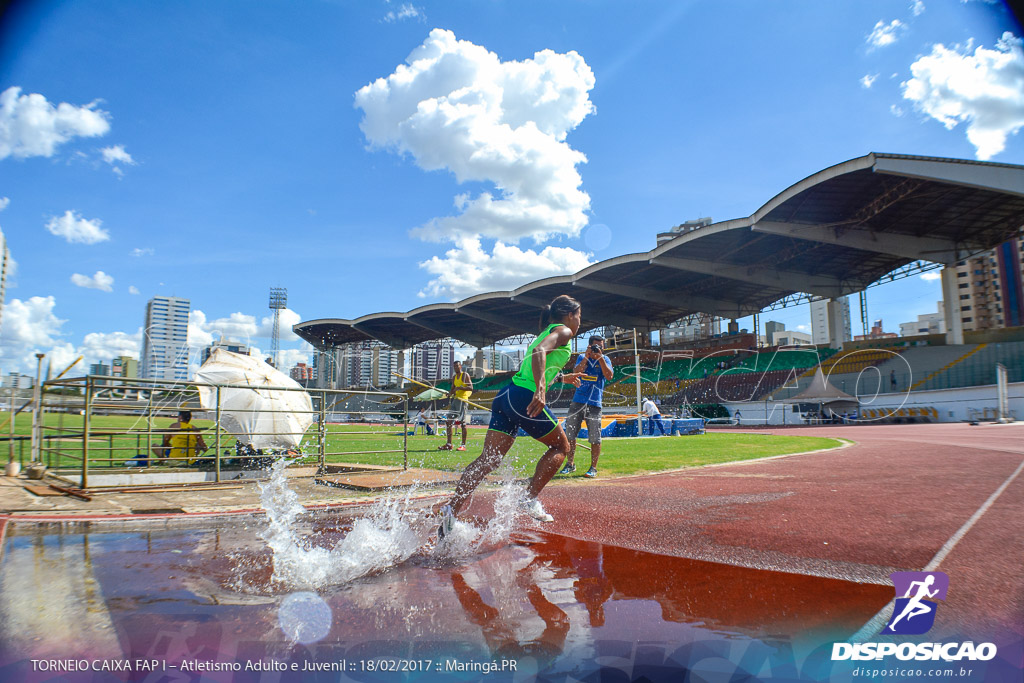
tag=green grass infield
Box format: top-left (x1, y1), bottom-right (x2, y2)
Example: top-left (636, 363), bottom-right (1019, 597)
top-left (4, 413), bottom-right (842, 478)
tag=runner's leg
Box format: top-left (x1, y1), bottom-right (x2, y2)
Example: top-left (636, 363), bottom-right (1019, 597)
top-left (449, 429), bottom-right (516, 516)
top-left (526, 427), bottom-right (570, 499)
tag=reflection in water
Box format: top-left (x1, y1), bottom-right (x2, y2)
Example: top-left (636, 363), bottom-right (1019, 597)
top-left (0, 516), bottom-right (892, 679)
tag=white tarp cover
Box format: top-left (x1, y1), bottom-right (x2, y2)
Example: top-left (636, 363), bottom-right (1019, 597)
top-left (195, 349), bottom-right (314, 449)
top-left (783, 368), bottom-right (860, 404)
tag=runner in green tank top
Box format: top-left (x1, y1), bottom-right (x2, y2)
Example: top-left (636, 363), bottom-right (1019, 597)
top-left (437, 295), bottom-right (587, 535)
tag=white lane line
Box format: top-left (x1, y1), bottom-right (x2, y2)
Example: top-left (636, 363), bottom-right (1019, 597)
top-left (923, 457), bottom-right (1024, 571)
top-left (850, 457), bottom-right (1024, 642)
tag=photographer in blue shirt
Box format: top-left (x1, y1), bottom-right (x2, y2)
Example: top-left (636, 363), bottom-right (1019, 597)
top-left (560, 335), bottom-right (614, 478)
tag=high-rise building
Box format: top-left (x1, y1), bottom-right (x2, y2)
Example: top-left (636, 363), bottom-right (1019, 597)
top-left (314, 348), bottom-right (338, 389)
top-left (89, 362), bottom-right (111, 376)
top-left (507, 349), bottom-right (526, 370)
top-left (201, 339), bottom-right (250, 364)
top-left (810, 297), bottom-right (852, 347)
top-left (141, 296), bottom-right (190, 381)
top-left (773, 330), bottom-right (813, 346)
top-left (111, 356), bottom-right (138, 379)
top-left (659, 314), bottom-right (720, 345)
top-left (337, 341), bottom-right (400, 387)
top-left (412, 340), bottom-right (455, 382)
top-left (949, 237), bottom-right (1024, 331)
top-left (466, 348), bottom-right (517, 376)
top-left (854, 319), bottom-right (899, 341)
top-left (765, 320), bottom-right (785, 344)
top-left (89, 362), bottom-right (112, 385)
top-left (900, 302), bottom-right (946, 337)
top-left (656, 217), bottom-right (713, 246)
top-left (2, 372), bottom-right (33, 389)
top-left (290, 362), bottom-right (314, 381)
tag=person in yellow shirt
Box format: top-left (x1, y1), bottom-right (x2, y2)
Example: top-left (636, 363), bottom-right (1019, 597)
top-left (440, 360), bottom-right (474, 452)
top-left (154, 410), bottom-right (209, 466)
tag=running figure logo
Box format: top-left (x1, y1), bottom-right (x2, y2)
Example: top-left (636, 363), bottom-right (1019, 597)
top-left (884, 571), bottom-right (949, 635)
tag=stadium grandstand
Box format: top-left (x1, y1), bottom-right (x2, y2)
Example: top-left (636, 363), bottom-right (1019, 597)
top-left (296, 153), bottom-right (1024, 425)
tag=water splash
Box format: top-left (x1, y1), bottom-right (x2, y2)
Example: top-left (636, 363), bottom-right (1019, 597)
top-left (432, 466), bottom-right (528, 561)
top-left (258, 459), bottom-right (423, 589)
top-left (257, 458), bottom-right (539, 585)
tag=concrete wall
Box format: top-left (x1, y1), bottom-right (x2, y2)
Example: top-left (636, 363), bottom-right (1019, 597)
top-left (722, 381), bottom-right (1023, 425)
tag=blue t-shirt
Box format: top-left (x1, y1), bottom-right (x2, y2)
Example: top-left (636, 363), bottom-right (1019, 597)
top-left (572, 356), bottom-right (609, 407)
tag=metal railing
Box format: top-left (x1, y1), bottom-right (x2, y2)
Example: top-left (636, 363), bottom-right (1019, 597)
top-left (22, 375), bottom-right (408, 488)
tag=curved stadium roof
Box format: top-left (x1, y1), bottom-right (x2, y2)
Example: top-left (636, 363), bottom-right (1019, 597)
top-left (295, 152), bottom-right (1024, 350)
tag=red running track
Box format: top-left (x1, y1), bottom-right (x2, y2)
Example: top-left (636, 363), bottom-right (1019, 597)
top-left (462, 423), bottom-right (1024, 644)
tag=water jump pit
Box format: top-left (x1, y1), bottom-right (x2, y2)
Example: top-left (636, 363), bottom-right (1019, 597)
top-left (0, 462), bottom-right (900, 683)
top-left (1, 519), bottom-right (892, 682)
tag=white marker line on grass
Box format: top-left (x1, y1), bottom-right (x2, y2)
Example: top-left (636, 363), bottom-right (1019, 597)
top-left (850, 457), bottom-right (1024, 642)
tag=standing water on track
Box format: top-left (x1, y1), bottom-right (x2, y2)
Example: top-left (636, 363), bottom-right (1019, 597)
top-left (256, 458), bottom-right (530, 588)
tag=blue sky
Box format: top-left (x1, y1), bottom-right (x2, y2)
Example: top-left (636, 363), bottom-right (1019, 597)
top-left (0, 0), bottom-right (1021, 375)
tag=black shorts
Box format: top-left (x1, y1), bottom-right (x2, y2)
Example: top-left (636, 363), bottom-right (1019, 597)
top-left (488, 383), bottom-right (560, 440)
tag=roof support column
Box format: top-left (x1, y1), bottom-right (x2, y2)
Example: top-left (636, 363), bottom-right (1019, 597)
top-left (941, 267), bottom-right (965, 345)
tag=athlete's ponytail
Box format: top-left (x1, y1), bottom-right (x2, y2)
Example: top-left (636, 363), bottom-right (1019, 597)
top-left (539, 294), bottom-right (580, 331)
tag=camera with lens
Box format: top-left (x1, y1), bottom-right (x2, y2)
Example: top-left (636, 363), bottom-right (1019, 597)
top-left (589, 344), bottom-right (602, 354)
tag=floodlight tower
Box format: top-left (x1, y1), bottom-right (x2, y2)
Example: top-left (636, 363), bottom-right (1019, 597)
top-left (269, 286), bottom-right (287, 369)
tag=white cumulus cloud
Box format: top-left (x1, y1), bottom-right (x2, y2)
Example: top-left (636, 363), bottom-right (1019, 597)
top-left (355, 29), bottom-right (598, 299)
top-left (355, 28), bottom-right (595, 245)
top-left (921, 271), bottom-right (942, 281)
top-left (101, 144), bottom-right (134, 165)
top-left (418, 237), bottom-right (592, 300)
top-left (860, 74), bottom-right (879, 89)
top-left (128, 285), bottom-right (140, 295)
top-left (867, 20), bottom-right (906, 49)
top-left (187, 310), bottom-right (215, 348)
top-left (911, 0), bottom-right (925, 17)
top-left (70, 270), bottom-right (114, 292)
top-left (0, 86), bottom-right (110, 160)
top-left (79, 329), bottom-right (142, 365)
top-left (188, 307), bottom-right (304, 349)
top-left (0, 296), bottom-right (77, 373)
top-left (902, 32), bottom-right (1024, 159)
top-left (201, 311), bottom-right (259, 343)
top-left (46, 210), bottom-right (110, 244)
top-left (259, 308), bottom-right (302, 342)
top-left (101, 145), bottom-right (134, 177)
top-left (0, 197), bottom-right (9, 212)
top-left (277, 347), bottom-right (313, 370)
top-left (384, 3), bottom-right (422, 23)
top-left (0, 296), bottom-right (146, 374)
top-left (1, 296), bottom-right (65, 349)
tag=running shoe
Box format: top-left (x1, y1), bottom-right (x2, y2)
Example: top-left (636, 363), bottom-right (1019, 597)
top-left (437, 504), bottom-right (455, 539)
top-left (559, 464), bottom-right (576, 475)
top-left (521, 498), bottom-right (554, 523)
top-left (438, 443), bottom-right (453, 451)
top-left (584, 467), bottom-right (597, 478)
top-left (455, 445), bottom-right (467, 451)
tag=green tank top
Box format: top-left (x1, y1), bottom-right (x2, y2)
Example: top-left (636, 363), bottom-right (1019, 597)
top-left (512, 323), bottom-right (572, 391)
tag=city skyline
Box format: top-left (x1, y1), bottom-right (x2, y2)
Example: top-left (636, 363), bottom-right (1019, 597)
top-left (1, 1), bottom-right (1022, 375)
